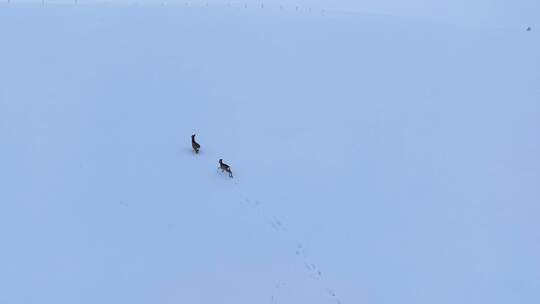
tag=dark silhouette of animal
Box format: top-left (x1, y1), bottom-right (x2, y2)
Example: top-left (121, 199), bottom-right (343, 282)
top-left (219, 159), bottom-right (233, 178)
top-left (527, 27), bottom-right (532, 31)
top-left (191, 134), bottom-right (200, 153)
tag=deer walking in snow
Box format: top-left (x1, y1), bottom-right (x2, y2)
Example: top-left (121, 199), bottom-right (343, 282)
top-left (218, 159), bottom-right (233, 178)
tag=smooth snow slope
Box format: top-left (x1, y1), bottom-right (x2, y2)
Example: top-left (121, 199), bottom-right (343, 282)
top-left (0, 3), bottom-right (539, 304)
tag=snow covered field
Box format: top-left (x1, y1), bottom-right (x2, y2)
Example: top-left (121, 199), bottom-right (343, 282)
top-left (0, 2), bottom-right (539, 304)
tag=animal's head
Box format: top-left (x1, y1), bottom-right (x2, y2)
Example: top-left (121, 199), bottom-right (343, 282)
top-left (219, 159), bottom-right (223, 163)
top-left (192, 134), bottom-right (196, 138)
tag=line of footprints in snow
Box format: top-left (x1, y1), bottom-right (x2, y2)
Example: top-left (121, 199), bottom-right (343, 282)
top-left (241, 197), bottom-right (341, 303)
top-left (192, 133), bottom-right (341, 303)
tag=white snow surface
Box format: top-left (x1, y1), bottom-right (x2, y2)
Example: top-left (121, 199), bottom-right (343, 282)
top-left (0, 3), bottom-right (539, 304)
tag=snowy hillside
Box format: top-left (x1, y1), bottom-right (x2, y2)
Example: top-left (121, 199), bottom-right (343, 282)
top-left (0, 3), bottom-right (539, 304)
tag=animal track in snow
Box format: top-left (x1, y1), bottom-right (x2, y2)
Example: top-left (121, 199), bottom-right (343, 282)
top-left (237, 195), bottom-right (341, 303)
top-left (296, 244), bottom-right (307, 257)
top-left (266, 216), bottom-right (286, 232)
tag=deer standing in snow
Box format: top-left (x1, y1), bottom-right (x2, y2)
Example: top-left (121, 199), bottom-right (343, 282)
top-left (191, 134), bottom-right (200, 153)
